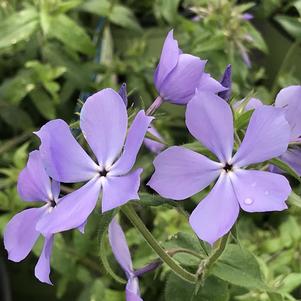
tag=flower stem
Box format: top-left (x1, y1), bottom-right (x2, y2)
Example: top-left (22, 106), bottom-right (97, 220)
top-left (204, 233), bottom-right (229, 272)
top-left (146, 96), bottom-right (164, 116)
top-left (122, 204), bottom-right (197, 283)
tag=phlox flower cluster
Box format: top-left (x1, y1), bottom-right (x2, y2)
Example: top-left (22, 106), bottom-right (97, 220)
top-left (4, 30), bottom-right (301, 300)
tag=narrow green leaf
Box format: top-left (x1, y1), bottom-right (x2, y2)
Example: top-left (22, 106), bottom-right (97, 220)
top-left (0, 8), bottom-right (39, 50)
top-left (109, 5), bottom-right (142, 32)
top-left (269, 158), bottom-right (301, 183)
top-left (79, 0), bottom-right (111, 16)
top-left (287, 191), bottom-right (301, 208)
top-left (139, 192), bottom-right (178, 207)
top-left (29, 88), bottom-right (56, 120)
top-left (275, 16), bottom-right (301, 40)
top-left (48, 14), bottom-right (95, 55)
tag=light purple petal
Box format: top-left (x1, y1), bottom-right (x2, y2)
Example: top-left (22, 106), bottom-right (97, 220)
top-left (198, 73), bottom-right (227, 94)
top-left (80, 89), bottom-right (128, 167)
top-left (159, 54), bottom-right (206, 104)
top-left (242, 13), bottom-right (253, 20)
top-left (78, 220), bottom-right (87, 234)
top-left (230, 170), bottom-right (290, 212)
top-left (36, 177), bottom-right (101, 236)
top-left (51, 180), bottom-right (60, 201)
top-left (189, 174), bottom-right (239, 245)
top-left (118, 83), bottom-right (128, 107)
top-left (4, 207), bottom-right (44, 262)
top-left (186, 91), bottom-right (234, 163)
top-left (144, 125), bottom-right (165, 154)
top-left (148, 146), bottom-right (221, 200)
top-left (108, 218), bottom-right (133, 275)
top-left (232, 106), bottom-right (290, 167)
top-left (275, 85), bottom-right (301, 141)
top-left (233, 97), bottom-right (263, 112)
top-left (36, 119), bottom-right (98, 183)
top-left (154, 30), bottom-right (180, 91)
top-left (35, 236), bottom-right (54, 285)
top-left (280, 147), bottom-right (301, 176)
top-left (110, 111), bottom-right (153, 176)
top-left (101, 169), bottom-right (142, 213)
top-left (126, 277), bottom-right (142, 301)
top-left (218, 64), bottom-right (232, 101)
top-left (17, 150), bottom-right (52, 202)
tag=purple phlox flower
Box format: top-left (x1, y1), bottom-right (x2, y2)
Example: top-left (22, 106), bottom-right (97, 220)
top-left (233, 97), bottom-right (263, 112)
top-left (4, 150), bottom-right (64, 284)
top-left (35, 88), bottom-right (153, 237)
top-left (119, 83), bottom-right (128, 107)
top-left (154, 30), bottom-right (227, 105)
top-left (237, 43), bottom-right (251, 68)
top-left (144, 125), bottom-right (165, 154)
top-left (218, 64), bottom-right (232, 101)
top-left (274, 85), bottom-right (301, 175)
top-left (109, 218), bottom-right (143, 301)
top-left (242, 13), bottom-right (253, 20)
top-left (148, 91), bottom-right (291, 244)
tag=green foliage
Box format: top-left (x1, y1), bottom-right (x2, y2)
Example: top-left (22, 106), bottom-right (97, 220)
top-left (1, 0), bottom-right (301, 301)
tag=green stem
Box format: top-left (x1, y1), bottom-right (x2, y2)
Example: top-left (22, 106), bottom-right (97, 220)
top-left (271, 41), bottom-right (299, 96)
top-left (0, 131), bottom-right (32, 155)
top-left (167, 248), bottom-right (205, 259)
top-left (205, 233), bottom-right (229, 272)
top-left (122, 204), bottom-right (196, 283)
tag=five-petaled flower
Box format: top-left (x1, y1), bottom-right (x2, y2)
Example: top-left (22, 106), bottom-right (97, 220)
top-left (4, 150), bottom-right (66, 284)
top-left (148, 91), bottom-right (292, 244)
top-left (109, 218), bottom-right (143, 301)
top-left (35, 88), bottom-right (153, 237)
top-left (154, 30), bottom-right (226, 105)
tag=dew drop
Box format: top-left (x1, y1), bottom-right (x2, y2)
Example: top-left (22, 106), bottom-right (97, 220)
top-left (244, 198), bottom-right (254, 205)
top-left (251, 182), bottom-right (256, 188)
top-left (264, 190), bottom-right (269, 196)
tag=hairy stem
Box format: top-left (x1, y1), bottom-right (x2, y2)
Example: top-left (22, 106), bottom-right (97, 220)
top-left (122, 204), bottom-right (197, 283)
top-left (146, 96), bottom-right (164, 115)
top-left (205, 233), bottom-right (229, 272)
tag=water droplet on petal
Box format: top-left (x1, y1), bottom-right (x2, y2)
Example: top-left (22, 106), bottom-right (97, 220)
top-left (264, 190), bottom-right (269, 195)
top-left (244, 198), bottom-right (254, 205)
top-left (251, 182), bottom-right (256, 187)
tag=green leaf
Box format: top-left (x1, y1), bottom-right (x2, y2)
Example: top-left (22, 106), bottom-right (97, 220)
top-left (267, 292), bottom-right (284, 301)
top-left (287, 191), bottom-right (301, 208)
top-left (244, 23), bottom-right (268, 53)
top-left (77, 279), bottom-right (106, 301)
top-left (275, 16), bottom-right (301, 40)
top-left (235, 110), bottom-right (253, 130)
top-left (211, 244), bottom-right (266, 289)
top-left (0, 106), bottom-right (33, 129)
top-left (29, 88), bottom-right (56, 120)
top-left (139, 192), bottom-right (178, 207)
top-left (48, 14), bottom-right (95, 55)
top-left (0, 69), bottom-right (35, 104)
top-left (164, 232), bottom-right (207, 266)
top-left (293, 0), bottom-right (301, 16)
top-left (0, 8), bottom-right (39, 50)
top-left (109, 5), bottom-right (142, 32)
top-left (79, 0), bottom-right (111, 16)
top-left (154, 0), bottom-right (181, 24)
top-left (278, 273), bottom-right (301, 293)
top-left (269, 158), bottom-right (301, 183)
top-left (165, 273), bottom-right (229, 301)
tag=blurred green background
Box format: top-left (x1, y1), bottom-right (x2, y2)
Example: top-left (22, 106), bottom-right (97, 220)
top-left (0, 0), bottom-right (301, 300)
